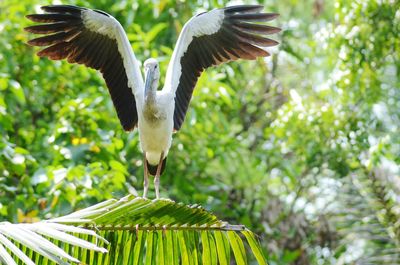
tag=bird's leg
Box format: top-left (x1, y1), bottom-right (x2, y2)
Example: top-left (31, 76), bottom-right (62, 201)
top-left (143, 153), bottom-right (149, 198)
top-left (154, 151), bottom-right (164, 199)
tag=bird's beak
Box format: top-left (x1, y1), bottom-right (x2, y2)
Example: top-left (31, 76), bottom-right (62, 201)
top-left (144, 68), bottom-right (153, 95)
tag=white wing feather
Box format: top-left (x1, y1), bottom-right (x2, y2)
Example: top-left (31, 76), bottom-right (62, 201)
top-left (163, 9), bottom-right (224, 94)
top-left (83, 10), bottom-right (144, 100)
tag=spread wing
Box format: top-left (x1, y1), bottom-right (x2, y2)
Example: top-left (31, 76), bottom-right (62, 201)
top-left (165, 5), bottom-right (280, 131)
top-left (25, 5), bottom-right (144, 131)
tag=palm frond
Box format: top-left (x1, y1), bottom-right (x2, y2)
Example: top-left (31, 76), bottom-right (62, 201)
top-left (331, 170), bottom-right (400, 264)
top-left (1, 195), bottom-right (267, 264)
top-left (0, 222), bottom-right (107, 264)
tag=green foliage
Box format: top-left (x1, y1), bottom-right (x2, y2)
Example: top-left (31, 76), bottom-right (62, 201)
top-left (0, 0), bottom-right (399, 264)
top-left (1, 195), bottom-right (267, 264)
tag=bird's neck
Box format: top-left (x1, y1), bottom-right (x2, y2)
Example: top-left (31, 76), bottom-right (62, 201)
top-left (144, 87), bottom-right (157, 107)
top-left (143, 88), bottom-right (163, 122)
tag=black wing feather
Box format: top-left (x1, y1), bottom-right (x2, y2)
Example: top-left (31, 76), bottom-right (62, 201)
top-left (26, 5), bottom-right (137, 131)
top-left (173, 6), bottom-right (280, 130)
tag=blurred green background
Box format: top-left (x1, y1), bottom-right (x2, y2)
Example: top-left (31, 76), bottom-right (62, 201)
top-left (1, 0), bottom-right (399, 264)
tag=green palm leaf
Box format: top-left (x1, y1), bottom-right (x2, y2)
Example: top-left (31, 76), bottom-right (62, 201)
top-left (0, 222), bottom-right (107, 264)
top-left (0, 195), bottom-right (267, 264)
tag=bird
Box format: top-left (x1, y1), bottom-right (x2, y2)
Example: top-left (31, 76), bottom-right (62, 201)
top-left (25, 4), bottom-right (280, 199)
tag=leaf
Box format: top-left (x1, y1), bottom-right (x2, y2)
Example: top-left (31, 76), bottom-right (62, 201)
top-left (242, 230), bottom-right (267, 265)
top-left (201, 231), bottom-right (211, 265)
top-left (0, 234), bottom-right (35, 265)
top-left (156, 230), bottom-right (165, 265)
top-left (0, 222), bottom-right (106, 265)
top-left (109, 160), bottom-right (129, 175)
top-left (207, 231), bottom-right (218, 265)
top-left (214, 231), bottom-right (230, 265)
top-left (33, 223), bottom-right (106, 252)
top-left (187, 230), bottom-right (199, 265)
top-left (165, 230), bottom-right (176, 265)
top-left (1, 195), bottom-right (267, 264)
top-left (144, 23), bottom-right (167, 44)
top-left (9, 80), bottom-right (26, 104)
top-left (145, 231), bottom-right (155, 265)
top-left (0, 242), bottom-right (17, 265)
top-left (227, 231), bottom-right (248, 265)
top-left (0, 223), bottom-right (78, 264)
top-left (133, 230), bottom-right (145, 265)
top-left (178, 230), bottom-right (190, 265)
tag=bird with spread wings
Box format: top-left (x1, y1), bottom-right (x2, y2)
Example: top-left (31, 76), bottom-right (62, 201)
top-left (25, 4), bottom-right (280, 198)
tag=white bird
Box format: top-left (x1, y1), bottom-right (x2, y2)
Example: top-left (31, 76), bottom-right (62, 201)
top-left (25, 5), bottom-right (280, 198)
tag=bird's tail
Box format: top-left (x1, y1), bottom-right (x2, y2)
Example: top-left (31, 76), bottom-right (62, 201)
top-left (147, 157), bottom-right (167, 176)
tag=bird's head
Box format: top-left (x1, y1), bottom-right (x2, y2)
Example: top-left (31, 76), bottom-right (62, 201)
top-left (144, 58), bottom-right (160, 97)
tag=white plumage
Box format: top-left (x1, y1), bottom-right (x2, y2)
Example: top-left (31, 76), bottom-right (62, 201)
top-left (26, 4), bottom-right (280, 198)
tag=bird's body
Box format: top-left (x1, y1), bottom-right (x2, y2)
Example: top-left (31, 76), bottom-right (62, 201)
top-left (26, 4), bottom-right (280, 198)
top-left (139, 90), bottom-right (173, 165)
